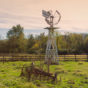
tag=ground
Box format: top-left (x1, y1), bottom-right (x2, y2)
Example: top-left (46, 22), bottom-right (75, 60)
top-left (0, 61), bottom-right (88, 88)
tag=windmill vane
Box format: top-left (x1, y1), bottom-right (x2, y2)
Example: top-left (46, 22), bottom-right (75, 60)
top-left (42, 10), bottom-right (61, 27)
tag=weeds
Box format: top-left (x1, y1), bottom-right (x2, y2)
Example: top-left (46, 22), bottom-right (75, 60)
top-left (0, 61), bottom-right (88, 88)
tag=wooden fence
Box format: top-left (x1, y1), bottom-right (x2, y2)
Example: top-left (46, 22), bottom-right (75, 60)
top-left (0, 54), bottom-right (88, 62)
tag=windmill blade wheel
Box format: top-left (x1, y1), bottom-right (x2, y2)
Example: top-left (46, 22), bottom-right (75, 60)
top-left (53, 10), bottom-right (61, 25)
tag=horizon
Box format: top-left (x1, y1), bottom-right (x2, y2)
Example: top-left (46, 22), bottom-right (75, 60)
top-left (0, 27), bottom-right (88, 39)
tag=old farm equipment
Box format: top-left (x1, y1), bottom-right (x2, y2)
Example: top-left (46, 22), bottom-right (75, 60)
top-left (20, 63), bottom-right (58, 82)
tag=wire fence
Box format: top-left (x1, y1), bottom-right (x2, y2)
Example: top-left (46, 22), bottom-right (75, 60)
top-left (0, 54), bottom-right (88, 63)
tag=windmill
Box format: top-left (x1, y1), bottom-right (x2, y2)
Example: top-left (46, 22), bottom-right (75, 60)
top-left (42, 10), bottom-right (61, 64)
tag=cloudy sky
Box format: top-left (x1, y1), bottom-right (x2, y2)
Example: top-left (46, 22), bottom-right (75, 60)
top-left (0, 0), bottom-right (88, 38)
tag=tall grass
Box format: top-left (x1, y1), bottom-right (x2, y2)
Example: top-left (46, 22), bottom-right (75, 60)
top-left (0, 61), bottom-right (88, 88)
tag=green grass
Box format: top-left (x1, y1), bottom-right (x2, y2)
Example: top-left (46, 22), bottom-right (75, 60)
top-left (0, 61), bottom-right (88, 88)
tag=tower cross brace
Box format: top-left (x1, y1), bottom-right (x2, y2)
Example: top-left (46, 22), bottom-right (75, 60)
top-left (45, 27), bottom-right (59, 64)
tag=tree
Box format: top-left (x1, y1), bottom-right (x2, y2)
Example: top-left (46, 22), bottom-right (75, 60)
top-left (7, 24), bottom-right (27, 53)
top-left (37, 33), bottom-right (47, 54)
top-left (84, 37), bottom-right (88, 53)
top-left (56, 32), bottom-right (68, 54)
top-left (27, 33), bottom-right (47, 54)
top-left (0, 40), bottom-right (8, 53)
top-left (27, 34), bottom-right (35, 53)
top-left (69, 33), bottom-right (84, 54)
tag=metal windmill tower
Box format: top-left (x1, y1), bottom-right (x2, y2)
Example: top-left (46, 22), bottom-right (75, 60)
top-left (42, 10), bottom-right (61, 64)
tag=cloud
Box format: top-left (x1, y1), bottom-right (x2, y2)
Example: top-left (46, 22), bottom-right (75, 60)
top-left (0, 0), bottom-right (88, 35)
top-left (0, 10), bottom-right (45, 29)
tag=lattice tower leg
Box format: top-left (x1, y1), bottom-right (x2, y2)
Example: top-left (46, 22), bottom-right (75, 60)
top-left (45, 30), bottom-right (59, 64)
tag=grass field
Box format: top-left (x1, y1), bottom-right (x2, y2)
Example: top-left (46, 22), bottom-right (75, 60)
top-left (0, 61), bottom-right (88, 88)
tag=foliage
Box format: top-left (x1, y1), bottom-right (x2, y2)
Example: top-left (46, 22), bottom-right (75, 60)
top-left (0, 24), bottom-right (88, 54)
top-left (6, 24), bottom-right (27, 53)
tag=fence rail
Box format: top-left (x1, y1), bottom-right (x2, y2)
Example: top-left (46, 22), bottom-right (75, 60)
top-left (0, 54), bottom-right (88, 62)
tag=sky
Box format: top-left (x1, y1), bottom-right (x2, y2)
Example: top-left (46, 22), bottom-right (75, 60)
top-left (0, 0), bottom-right (88, 38)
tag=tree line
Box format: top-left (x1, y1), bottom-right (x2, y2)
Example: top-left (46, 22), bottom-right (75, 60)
top-left (0, 24), bottom-right (88, 54)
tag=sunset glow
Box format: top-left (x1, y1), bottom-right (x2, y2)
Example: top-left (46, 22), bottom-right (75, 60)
top-left (0, 0), bottom-right (88, 37)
